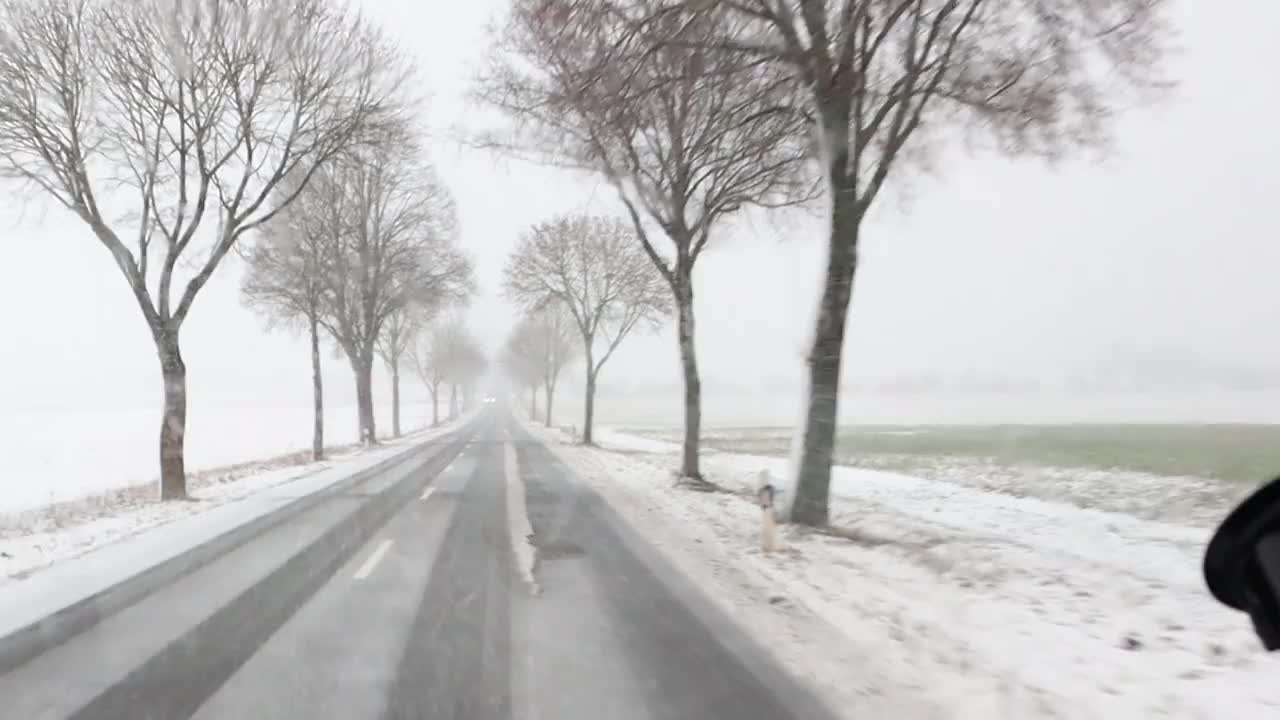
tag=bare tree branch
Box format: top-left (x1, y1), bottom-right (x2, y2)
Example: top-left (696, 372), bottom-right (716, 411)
top-left (413, 317), bottom-right (486, 423)
top-left (503, 302), bottom-right (580, 425)
top-left (0, 0), bottom-right (416, 497)
top-left (602, 0), bottom-right (1175, 523)
top-left (478, 0), bottom-right (816, 469)
top-left (502, 213), bottom-right (669, 443)
top-left (292, 140), bottom-right (474, 443)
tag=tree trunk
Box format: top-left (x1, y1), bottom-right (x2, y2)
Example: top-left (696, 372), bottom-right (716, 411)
top-left (310, 313), bottom-right (324, 462)
top-left (674, 267), bottom-right (702, 481)
top-left (529, 387), bottom-right (537, 419)
top-left (390, 357), bottom-right (401, 438)
top-left (449, 383), bottom-right (458, 419)
top-left (430, 382), bottom-right (440, 426)
top-left (583, 366), bottom-right (597, 446)
top-left (790, 190), bottom-right (861, 527)
top-left (544, 378), bottom-right (555, 428)
top-left (354, 353), bottom-right (377, 445)
top-left (157, 332), bottom-right (188, 500)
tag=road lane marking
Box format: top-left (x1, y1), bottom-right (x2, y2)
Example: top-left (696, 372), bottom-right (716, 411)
top-left (420, 486), bottom-right (435, 501)
top-left (353, 539), bottom-right (393, 580)
top-left (505, 443), bottom-right (540, 595)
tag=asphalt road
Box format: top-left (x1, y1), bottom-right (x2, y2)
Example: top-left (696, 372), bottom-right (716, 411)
top-left (0, 409), bottom-right (838, 720)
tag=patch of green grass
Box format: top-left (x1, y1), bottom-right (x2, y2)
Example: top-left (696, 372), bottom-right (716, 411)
top-left (626, 424), bottom-right (1280, 485)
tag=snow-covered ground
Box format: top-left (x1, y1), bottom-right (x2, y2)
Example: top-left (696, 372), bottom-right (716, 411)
top-left (0, 401), bottom-right (435, 512)
top-left (533, 423), bottom-right (1280, 719)
top-left (0, 416), bottom-right (463, 585)
top-left (840, 454), bottom-right (1249, 529)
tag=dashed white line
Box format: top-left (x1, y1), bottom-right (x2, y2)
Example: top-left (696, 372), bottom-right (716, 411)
top-left (353, 539), bottom-right (393, 580)
top-left (420, 486), bottom-right (435, 501)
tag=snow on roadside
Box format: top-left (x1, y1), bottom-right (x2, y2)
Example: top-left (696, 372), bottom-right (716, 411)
top-left (593, 427), bottom-right (683, 454)
top-left (530, 422), bottom-right (944, 718)
top-left (841, 454), bottom-right (1249, 529)
top-left (0, 422), bottom-right (457, 585)
top-left (531, 422), bottom-right (1280, 719)
top-left (0, 402), bottom-right (440, 513)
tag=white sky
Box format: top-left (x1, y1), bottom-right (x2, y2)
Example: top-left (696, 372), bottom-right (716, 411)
top-left (1, 0), bottom-right (1278, 417)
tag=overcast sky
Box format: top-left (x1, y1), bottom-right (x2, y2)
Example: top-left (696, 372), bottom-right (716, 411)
top-left (1, 0), bottom-right (1277, 418)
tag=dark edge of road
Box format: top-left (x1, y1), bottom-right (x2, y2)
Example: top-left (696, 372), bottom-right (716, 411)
top-left (0, 417), bottom-right (481, 681)
top-left (66, 422), bottom-right (479, 720)
top-left (510, 421), bottom-right (843, 720)
top-left (383, 421), bottom-right (513, 720)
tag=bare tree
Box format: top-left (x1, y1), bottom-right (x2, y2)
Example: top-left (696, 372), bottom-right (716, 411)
top-left (504, 214), bottom-right (669, 444)
top-left (240, 179), bottom-right (330, 461)
top-left (0, 0), bottom-right (410, 498)
top-left (453, 333), bottom-right (486, 412)
top-left (504, 307), bottom-right (578, 427)
top-left (530, 306), bottom-right (578, 427)
top-left (409, 320), bottom-right (455, 427)
top-left (620, 0), bottom-right (1174, 525)
top-left (306, 148), bottom-right (472, 445)
top-left (480, 0), bottom-right (812, 481)
top-left (379, 297), bottom-right (465, 437)
top-left (444, 328), bottom-right (485, 419)
top-left (376, 307), bottom-right (421, 438)
top-left (458, 342), bottom-right (488, 412)
top-left (409, 318), bottom-right (482, 426)
top-left (503, 317), bottom-right (546, 420)
top-left (502, 329), bottom-right (542, 419)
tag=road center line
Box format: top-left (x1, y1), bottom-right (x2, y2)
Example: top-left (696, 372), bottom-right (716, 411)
top-left (353, 539), bottom-right (393, 580)
top-left (505, 442), bottom-right (540, 595)
top-left (420, 486), bottom-right (435, 501)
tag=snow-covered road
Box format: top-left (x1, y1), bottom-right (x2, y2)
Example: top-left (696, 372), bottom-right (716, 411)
top-left (0, 411), bottom-right (836, 720)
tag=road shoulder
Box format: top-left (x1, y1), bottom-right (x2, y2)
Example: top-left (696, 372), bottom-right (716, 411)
top-left (513, 422), bottom-right (845, 720)
top-left (520, 420), bottom-right (936, 719)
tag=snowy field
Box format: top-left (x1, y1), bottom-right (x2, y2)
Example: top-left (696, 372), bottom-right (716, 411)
top-left (0, 414), bottom-right (469, 585)
top-left (534, 423), bottom-right (1280, 719)
top-left (0, 401), bottom-right (437, 513)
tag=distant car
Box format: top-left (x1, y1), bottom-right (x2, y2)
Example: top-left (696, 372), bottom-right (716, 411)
top-left (483, 396), bottom-right (496, 404)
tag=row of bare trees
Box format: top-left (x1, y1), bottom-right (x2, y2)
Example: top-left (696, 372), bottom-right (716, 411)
top-left (0, 0), bottom-right (421, 499)
top-left (239, 139), bottom-right (475, 461)
top-left (502, 305), bottom-right (577, 426)
top-left (503, 215), bottom-right (670, 443)
top-left (410, 318), bottom-right (487, 427)
top-left (478, 0), bottom-right (1173, 525)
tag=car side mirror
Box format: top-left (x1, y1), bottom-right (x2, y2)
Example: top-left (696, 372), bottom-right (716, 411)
top-left (1204, 475), bottom-right (1280, 650)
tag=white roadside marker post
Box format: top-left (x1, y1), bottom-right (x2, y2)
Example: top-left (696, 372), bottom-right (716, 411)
top-left (757, 469), bottom-right (778, 554)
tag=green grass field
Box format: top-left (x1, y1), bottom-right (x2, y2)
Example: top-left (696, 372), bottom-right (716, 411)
top-left (627, 424), bottom-right (1280, 486)
top-left (623, 424), bottom-right (1280, 525)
